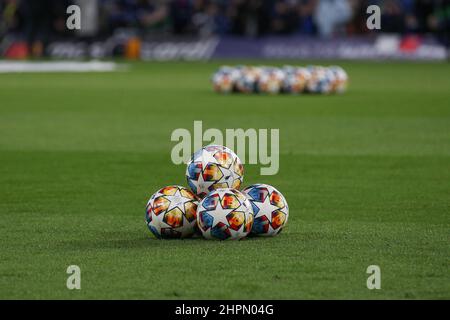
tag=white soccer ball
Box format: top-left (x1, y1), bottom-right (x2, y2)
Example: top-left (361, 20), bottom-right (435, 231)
top-left (242, 183), bottom-right (289, 236)
top-left (306, 66), bottom-right (333, 94)
top-left (145, 185), bottom-right (199, 238)
top-left (258, 67), bottom-right (285, 94)
top-left (186, 145), bottom-right (244, 198)
top-left (329, 66), bottom-right (348, 94)
top-left (197, 188), bottom-right (254, 240)
top-left (235, 66), bottom-right (260, 93)
top-left (282, 67), bottom-right (311, 94)
top-left (212, 67), bottom-right (236, 93)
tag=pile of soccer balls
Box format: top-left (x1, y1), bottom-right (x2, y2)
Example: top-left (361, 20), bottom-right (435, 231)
top-left (145, 145), bottom-right (289, 240)
top-left (212, 65), bottom-right (348, 95)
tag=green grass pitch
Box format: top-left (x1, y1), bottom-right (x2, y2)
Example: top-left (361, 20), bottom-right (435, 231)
top-left (0, 61), bottom-right (449, 299)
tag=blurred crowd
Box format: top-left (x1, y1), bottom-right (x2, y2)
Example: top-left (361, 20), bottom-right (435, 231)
top-left (1, 0), bottom-right (448, 40)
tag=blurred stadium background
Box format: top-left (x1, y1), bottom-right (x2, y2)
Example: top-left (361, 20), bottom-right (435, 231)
top-left (0, 0), bottom-right (448, 60)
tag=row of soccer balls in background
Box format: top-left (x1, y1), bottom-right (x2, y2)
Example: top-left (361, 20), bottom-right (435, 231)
top-left (145, 145), bottom-right (289, 240)
top-left (212, 65), bottom-right (349, 95)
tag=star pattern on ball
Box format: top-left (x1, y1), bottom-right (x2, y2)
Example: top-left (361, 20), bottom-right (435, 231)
top-left (212, 207), bottom-right (235, 226)
top-left (252, 194), bottom-right (281, 221)
top-left (193, 169), bottom-right (216, 193)
top-left (194, 149), bottom-right (219, 171)
top-left (166, 188), bottom-right (190, 213)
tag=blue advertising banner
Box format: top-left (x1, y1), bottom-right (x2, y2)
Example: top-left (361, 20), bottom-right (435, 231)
top-left (17, 35), bottom-right (447, 61)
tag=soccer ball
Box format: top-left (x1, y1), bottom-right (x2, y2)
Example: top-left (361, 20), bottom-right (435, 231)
top-left (197, 188), bottom-right (254, 240)
top-left (212, 66), bottom-right (240, 93)
top-left (329, 66), bottom-right (348, 94)
top-left (212, 71), bottom-right (233, 93)
top-left (186, 145), bottom-right (244, 198)
top-left (282, 67), bottom-right (311, 94)
top-left (258, 67), bottom-right (285, 94)
top-left (235, 66), bottom-right (261, 93)
top-left (242, 184), bottom-right (289, 236)
top-left (145, 185), bottom-right (199, 239)
top-left (306, 66), bottom-right (333, 94)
